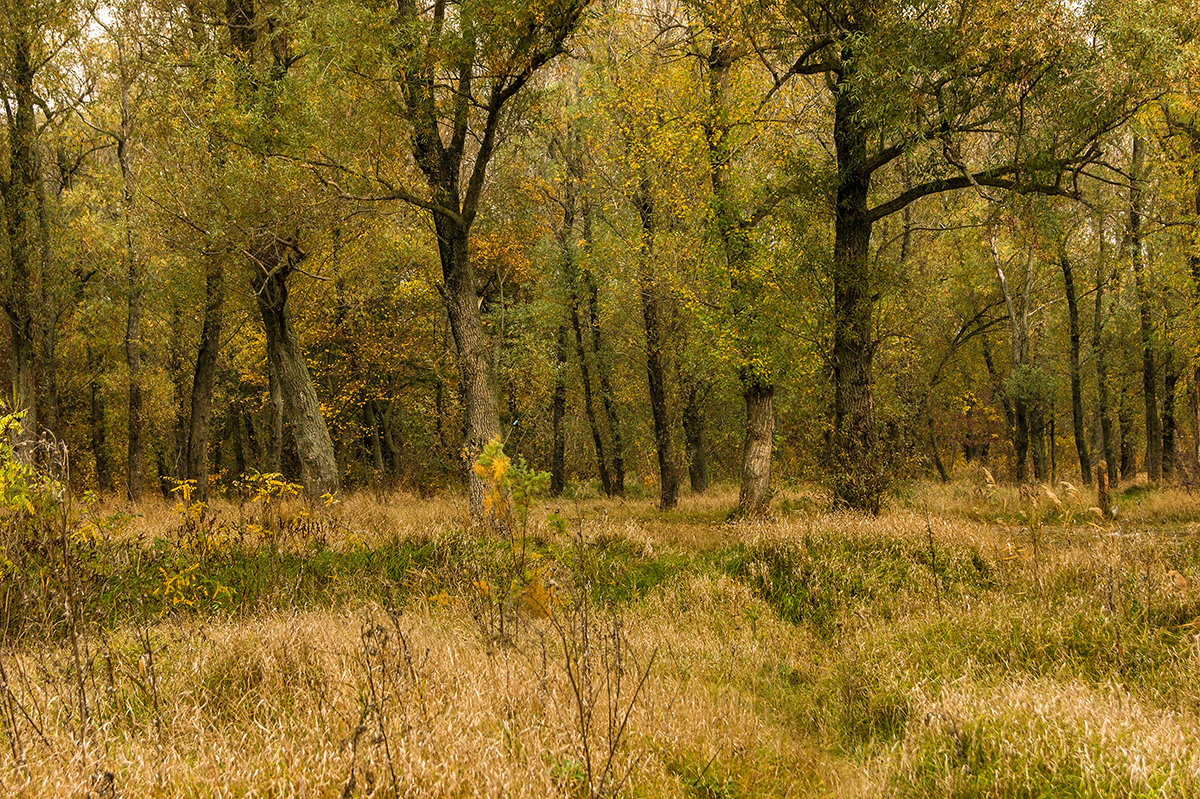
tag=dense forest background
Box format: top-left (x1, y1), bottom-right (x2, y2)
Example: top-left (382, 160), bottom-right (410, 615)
top-left (2, 0), bottom-right (1199, 516)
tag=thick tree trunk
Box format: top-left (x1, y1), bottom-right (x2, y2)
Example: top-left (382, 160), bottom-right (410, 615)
top-left (4, 27), bottom-right (40, 460)
top-left (831, 66), bottom-right (880, 512)
top-left (682, 382), bottom-right (710, 494)
top-left (1130, 138), bottom-right (1161, 483)
top-left (434, 218), bottom-right (500, 519)
top-left (1060, 243), bottom-right (1092, 484)
top-left (187, 259), bottom-right (224, 501)
top-left (550, 325), bottom-right (568, 497)
top-left (254, 251), bottom-right (339, 498)
top-left (1094, 253), bottom-right (1118, 487)
top-left (634, 182), bottom-right (679, 510)
top-left (738, 384), bottom-right (774, 515)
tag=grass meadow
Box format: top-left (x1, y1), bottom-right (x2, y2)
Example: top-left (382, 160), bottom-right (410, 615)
top-left (4, 473), bottom-right (1200, 797)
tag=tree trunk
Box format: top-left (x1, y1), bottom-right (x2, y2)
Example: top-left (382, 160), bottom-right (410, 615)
top-left (1094, 243), bottom-right (1118, 488)
top-left (365, 401), bottom-right (385, 476)
top-left (267, 358), bottom-right (284, 473)
top-left (187, 258), bottom-right (224, 501)
top-left (254, 249), bottom-right (340, 498)
top-left (4, 26), bottom-right (40, 460)
top-left (1013, 398), bottom-right (1031, 482)
top-left (569, 299), bottom-right (612, 495)
top-left (831, 63), bottom-right (880, 512)
top-left (1163, 346), bottom-right (1178, 479)
top-left (87, 346), bottom-right (112, 491)
top-left (232, 402), bottom-right (246, 479)
top-left (582, 224), bottom-right (625, 496)
top-left (738, 384), bottom-right (774, 515)
top-left (682, 382), bottom-right (710, 494)
top-left (1130, 137), bottom-right (1161, 483)
top-left (434, 217), bottom-right (500, 519)
top-left (1118, 371), bottom-right (1138, 480)
top-left (550, 325), bottom-right (568, 497)
top-left (634, 181), bottom-right (678, 510)
top-left (1029, 402), bottom-right (1047, 481)
top-left (1059, 242), bottom-right (1092, 484)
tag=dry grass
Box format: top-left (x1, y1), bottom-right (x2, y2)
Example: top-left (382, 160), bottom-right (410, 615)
top-left (5, 481), bottom-right (1200, 796)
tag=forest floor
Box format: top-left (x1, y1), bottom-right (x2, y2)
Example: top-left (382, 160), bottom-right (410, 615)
top-left (4, 477), bottom-right (1200, 797)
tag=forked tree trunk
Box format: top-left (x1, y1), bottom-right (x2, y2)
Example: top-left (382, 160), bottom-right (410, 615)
top-left (254, 250), bottom-right (339, 498)
top-left (580, 202), bottom-right (625, 495)
top-left (738, 384), bottom-right (774, 515)
top-left (188, 258), bottom-right (224, 501)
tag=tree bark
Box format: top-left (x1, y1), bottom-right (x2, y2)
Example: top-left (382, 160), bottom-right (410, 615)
top-left (831, 57), bottom-right (881, 512)
top-left (254, 247), bottom-right (340, 497)
top-left (738, 385), bottom-right (774, 515)
top-left (267, 358), bottom-right (283, 474)
top-left (1119, 370), bottom-right (1138, 480)
top-left (581, 205), bottom-right (625, 496)
top-left (1163, 346), bottom-right (1178, 479)
top-left (3, 25), bottom-right (41, 460)
top-left (187, 258), bottom-right (224, 500)
top-left (634, 180), bottom-right (678, 510)
top-left (434, 216), bottom-right (501, 518)
top-left (550, 325), bottom-right (568, 497)
top-left (1094, 233), bottom-right (1119, 488)
top-left (1130, 137), bottom-right (1161, 483)
top-left (87, 346), bottom-right (112, 491)
top-left (1059, 241), bottom-right (1092, 484)
top-left (682, 381), bottom-right (710, 494)
top-left (365, 401), bottom-right (385, 476)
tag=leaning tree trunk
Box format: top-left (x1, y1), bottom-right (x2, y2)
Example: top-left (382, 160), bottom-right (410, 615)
top-left (254, 251), bottom-right (339, 498)
top-left (1060, 242), bottom-right (1092, 485)
top-left (738, 384), bottom-right (774, 516)
top-left (434, 216), bottom-right (500, 519)
top-left (188, 258), bottom-right (224, 501)
top-left (581, 204), bottom-right (625, 496)
top-left (1130, 137), bottom-right (1161, 483)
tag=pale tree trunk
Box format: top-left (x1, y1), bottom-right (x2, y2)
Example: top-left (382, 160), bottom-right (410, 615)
top-left (254, 247), bottom-right (340, 498)
top-left (738, 385), bottom-right (774, 516)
